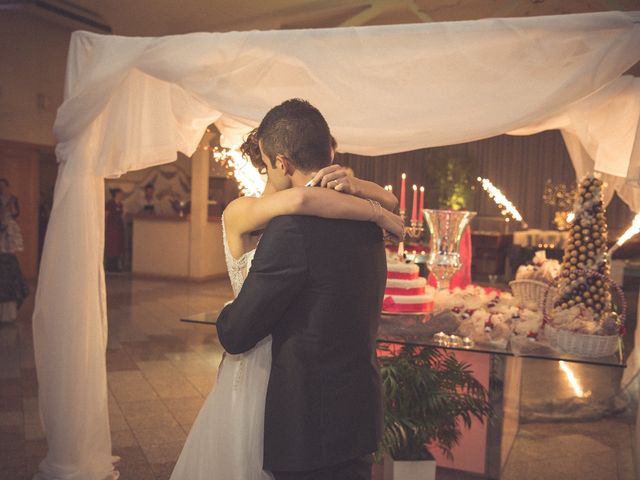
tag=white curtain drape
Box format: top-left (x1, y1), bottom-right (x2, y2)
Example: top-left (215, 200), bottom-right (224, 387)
top-left (35, 11), bottom-right (640, 479)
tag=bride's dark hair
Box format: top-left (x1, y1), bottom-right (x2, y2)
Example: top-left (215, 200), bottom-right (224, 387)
top-left (240, 128), bottom-right (266, 174)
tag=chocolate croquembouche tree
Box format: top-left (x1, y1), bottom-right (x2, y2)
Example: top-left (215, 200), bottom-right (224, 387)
top-left (555, 174), bottom-right (611, 320)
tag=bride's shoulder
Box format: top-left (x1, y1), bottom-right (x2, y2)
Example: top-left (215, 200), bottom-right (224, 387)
top-left (223, 196), bottom-right (258, 229)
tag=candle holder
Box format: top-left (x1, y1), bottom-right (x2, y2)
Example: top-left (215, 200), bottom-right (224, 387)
top-left (433, 331), bottom-right (448, 346)
top-left (405, 219), bottom-right (425, 242)
top-left (396, 211), bottom-right (425, 257)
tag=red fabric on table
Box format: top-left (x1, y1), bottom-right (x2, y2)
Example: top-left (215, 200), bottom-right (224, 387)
top-left (376, 342), bottom-right (402, 358)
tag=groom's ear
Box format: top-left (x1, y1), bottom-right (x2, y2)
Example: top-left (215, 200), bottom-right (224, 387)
top-left (276, 154), bottom-right (295, 177)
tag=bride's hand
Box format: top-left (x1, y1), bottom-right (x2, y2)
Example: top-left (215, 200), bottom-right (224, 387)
top-left (308, 165), bottom-right (360, 195)
top-left (377, 209), bottom-right (405, 241)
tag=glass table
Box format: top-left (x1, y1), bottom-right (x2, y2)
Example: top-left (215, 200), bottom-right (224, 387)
top-left (180, 310), bottom-right (624, 368)
top-left (376, 314), bottom-right (625, 368)
top-left (180, 311), bottom-right (626, 478)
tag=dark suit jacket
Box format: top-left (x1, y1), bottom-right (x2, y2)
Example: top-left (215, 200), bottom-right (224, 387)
top-left (216, 215), bottom-right (386, 473)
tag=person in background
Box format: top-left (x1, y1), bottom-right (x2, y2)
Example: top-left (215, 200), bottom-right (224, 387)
top-left (105, 188), bottom-right (125, 272)
top-left (0, 178), bottom-right (27, 322)
top-left (137, 183), bottom-right (158, 215)
top-left (0, 178), bottom-right (23, 254)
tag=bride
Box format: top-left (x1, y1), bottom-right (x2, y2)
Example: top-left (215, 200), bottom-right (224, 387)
top-left (170, 129), bottom-right (401, 480)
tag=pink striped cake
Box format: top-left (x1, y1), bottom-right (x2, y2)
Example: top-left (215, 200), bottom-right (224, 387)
top-left (383, 262), bottom-right (433, 313)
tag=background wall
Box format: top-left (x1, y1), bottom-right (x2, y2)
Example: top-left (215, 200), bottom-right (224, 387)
top-left (0, 12), bottom-right (69, 146)
top-left (0, 12), bottom-right (69, 277)
top-left (338, 130), bottom-right (634, 235)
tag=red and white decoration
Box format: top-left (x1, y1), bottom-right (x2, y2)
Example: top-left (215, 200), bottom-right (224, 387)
top-left (383, 261), bottom-right (434, 313)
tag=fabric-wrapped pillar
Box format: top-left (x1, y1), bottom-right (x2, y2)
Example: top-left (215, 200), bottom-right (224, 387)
top-left (188, 133), bottom-right (213, 279)
top-left (33, 158), bottom-right (117, 479)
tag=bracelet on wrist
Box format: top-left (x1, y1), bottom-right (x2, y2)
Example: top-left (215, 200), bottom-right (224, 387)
top-left (367, 199), bottom-right (382, 223)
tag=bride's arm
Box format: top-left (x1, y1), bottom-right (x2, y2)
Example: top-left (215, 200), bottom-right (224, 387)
top-left (308, 165), bottom-right (398, 211)
top-left (224, 187), bottom-right (403, 240)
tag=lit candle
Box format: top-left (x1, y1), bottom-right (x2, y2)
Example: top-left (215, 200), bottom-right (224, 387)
top-left (419, 186), bottom-right (425, 222)
top-left (400, 173), bottom-right (406, 213)
top-left (411, 185), bottom-right (418, 222)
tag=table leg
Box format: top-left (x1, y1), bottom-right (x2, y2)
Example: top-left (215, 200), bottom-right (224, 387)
top-left (486, 354), bottom-right (522, 478)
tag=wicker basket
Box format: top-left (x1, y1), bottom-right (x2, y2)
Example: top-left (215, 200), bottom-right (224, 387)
top-left (544, 324), bottom-right (620, 358)
top-left (509, 279), bottom-right (556, 312)
top-left (541, 269), bottom-right (625, 358)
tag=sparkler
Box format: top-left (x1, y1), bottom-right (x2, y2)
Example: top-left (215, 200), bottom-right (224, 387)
top-left (609, 213), bottom-right (640, 255)
top-left (477, 177), bottom-right (526, 226)
top-left (211, 147), bottom-right (266, 197)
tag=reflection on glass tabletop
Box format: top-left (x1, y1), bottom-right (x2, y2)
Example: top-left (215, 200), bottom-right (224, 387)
top-left (180, 311), bottom-right (625, 368)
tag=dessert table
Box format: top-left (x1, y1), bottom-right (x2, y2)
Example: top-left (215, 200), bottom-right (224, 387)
top-left (180, 311), bottom-right (625, 478)
top-left (376, 313), bottom-right (624, 477)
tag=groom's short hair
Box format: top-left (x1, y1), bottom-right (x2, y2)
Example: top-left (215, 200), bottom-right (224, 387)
top-left (257, 99), bottom-right (332, 172)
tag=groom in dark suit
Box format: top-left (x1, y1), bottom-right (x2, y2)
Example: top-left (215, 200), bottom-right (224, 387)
top-left (216, 99), bottom-right (386, 480)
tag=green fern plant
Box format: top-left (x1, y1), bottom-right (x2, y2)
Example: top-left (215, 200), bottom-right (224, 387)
top-left (378, 344), bottom-right (492, 461)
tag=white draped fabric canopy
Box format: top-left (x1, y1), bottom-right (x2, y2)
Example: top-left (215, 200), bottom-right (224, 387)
top-left (35, 11), bottom-right (640, 479)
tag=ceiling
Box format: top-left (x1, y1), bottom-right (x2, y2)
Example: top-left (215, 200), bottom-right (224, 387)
top-left (67, 0), bottom-right (640, 36)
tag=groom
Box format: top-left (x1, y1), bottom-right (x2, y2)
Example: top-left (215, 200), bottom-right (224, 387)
top-left (216, 99), bottom-right (386, 480)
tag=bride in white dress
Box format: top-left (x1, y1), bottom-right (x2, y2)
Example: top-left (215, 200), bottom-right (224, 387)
top-left (170, 131), bottom-right (401, 480)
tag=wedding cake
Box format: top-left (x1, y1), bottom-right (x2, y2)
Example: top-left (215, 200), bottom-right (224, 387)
top-left (383, 260), bottom-right (434, 313)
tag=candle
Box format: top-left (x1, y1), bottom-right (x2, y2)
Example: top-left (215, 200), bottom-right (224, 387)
top-left (389, 185), bottom-right (393, 193)
top-left (400, 173), bottom-right (406, 213)
top-left (411, 185), bottom-right (418, 222)
top-left (419, 186), bottom-right (425, 223)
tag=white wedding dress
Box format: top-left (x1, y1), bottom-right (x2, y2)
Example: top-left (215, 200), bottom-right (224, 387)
top-left (170, 219), bottom-right (273, 480)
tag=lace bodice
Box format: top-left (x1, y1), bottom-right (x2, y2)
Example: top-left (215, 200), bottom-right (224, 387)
top-left (222, 214), bottom-right (256, 297)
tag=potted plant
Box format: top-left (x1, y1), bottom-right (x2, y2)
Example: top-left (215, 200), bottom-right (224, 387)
top-left (378, 344), bottom-right (492, 480)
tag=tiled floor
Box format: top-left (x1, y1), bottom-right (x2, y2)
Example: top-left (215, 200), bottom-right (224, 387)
top-left (0, 274), bottom-right (637, 479)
